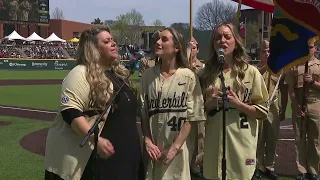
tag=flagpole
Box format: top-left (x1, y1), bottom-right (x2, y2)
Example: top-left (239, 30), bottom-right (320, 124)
top-left (190, 0), bottom-right (193, 39)
top-left (244, 17), bottom-right (247, 47)
top-left (235, 0), bottom-right (242, 28)
top-left (261, 11), bottom-right (264, 42)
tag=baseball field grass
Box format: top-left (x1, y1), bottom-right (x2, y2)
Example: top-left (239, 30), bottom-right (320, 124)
top-left (0, 70), bottom-right (295, 180)
top-left (0, 70), bottom-right (140, 80)
top-left (0, 85), bottom-right (61, 111)
top-left (0, 116), bottom-right (50, 180)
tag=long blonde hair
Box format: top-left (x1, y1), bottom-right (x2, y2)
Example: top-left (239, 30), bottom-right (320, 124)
top-left (156, 27), bottom-right (189, 68)
top-left (75, 26), bottom-right (130, 109)
top-left (200, 23), bottom-right (250, 94)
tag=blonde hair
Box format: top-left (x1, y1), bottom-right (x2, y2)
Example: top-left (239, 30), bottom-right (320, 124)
top-left (75, 26), bottom-right (130, 109)
top-left (157, 27), bottom-right (190, 68)
top-left (200, 23), bottom-right (250, 94)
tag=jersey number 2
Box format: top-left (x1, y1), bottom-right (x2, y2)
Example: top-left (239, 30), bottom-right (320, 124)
top-left (167, 116), bottom-right (187, 131)
top-left (239, 113), bottom-right (249, 129)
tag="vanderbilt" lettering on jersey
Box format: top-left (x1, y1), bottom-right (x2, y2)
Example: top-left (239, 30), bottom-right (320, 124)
top-left (146, 91), bottom-right (188, 117)
top-left (140, 65), bottom-right (206, 180)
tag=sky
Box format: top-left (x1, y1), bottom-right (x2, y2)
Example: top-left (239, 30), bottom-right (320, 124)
top-left (49, 0), bottom-right (251, 26)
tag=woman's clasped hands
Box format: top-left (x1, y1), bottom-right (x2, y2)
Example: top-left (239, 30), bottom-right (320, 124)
top-left (145, 138), bottom-right (178, 165)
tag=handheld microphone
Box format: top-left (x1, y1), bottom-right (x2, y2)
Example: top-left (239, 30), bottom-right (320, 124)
top-left (218, 48), bottom-right (225, 65)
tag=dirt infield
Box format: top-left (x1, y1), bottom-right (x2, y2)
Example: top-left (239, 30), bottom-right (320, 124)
top-left (0, 121), bottom-right (12, 126)
top-left (0, 79), bottom-right (297, 177)
top-left (0, 79), bottom-right (139, 86)
top-left (0, 79), bottom-right (62, 86)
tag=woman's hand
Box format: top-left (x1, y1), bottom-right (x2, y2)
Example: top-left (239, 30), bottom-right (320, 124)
top-left (204, 87), bottom-right (222, 111)
top-left (145, 140), bottom-right (161, 161)
top-left (97, 137), bottom-right (115, 159)
top-left (159, 145), bottom-right (179, 164)
top-left (226, 89), bottom-right (241, 106)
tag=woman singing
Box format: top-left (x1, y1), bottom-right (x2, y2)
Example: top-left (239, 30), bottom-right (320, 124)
top-left (44, 26), bottom-right (143, 180)
top-left (199, 23), bottom-right (269, 180)
top-left (139, 27), bottom-right (206, 180)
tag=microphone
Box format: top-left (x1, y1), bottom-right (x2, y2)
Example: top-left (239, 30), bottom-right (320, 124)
top-left (218, 48), bottom-right (225, 65)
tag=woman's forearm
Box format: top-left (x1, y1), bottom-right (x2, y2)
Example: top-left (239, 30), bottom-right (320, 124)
top-left (234, 102), bottom-right (266, 119)
top-left (141, 117), bottom-right (152, 144)
top-left (71, 116), bottom-right (95, 144)
top-left (172, 121), bottom-right (192, 150)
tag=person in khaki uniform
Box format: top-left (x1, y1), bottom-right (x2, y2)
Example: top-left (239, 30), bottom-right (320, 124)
top-left (139, 56), bottom-right (156, 76)
top-left (188, 37), bottom-right (205, 73)
top-left (255, 40), bottom-right (280, 180)
top-left (186, 37), bottom-right (206, 178)
top-left (285, 38), bottom-right (320, 180)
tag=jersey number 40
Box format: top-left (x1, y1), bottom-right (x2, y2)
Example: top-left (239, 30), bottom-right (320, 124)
top-left (167, 116), bottom-right (187, 131)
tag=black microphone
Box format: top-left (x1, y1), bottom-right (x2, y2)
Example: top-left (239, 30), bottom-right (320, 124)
top-left (218, 48), bottom-right (225, 65)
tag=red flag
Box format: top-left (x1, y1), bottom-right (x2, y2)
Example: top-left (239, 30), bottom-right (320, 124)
top-left (274, 0), bottom-right (320, 35)
top-left (231, 0), bottom-right (274, 13)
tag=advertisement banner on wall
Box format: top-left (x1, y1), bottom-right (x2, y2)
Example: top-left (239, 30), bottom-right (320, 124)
top-left (0, 59), bottom-right (76, 70)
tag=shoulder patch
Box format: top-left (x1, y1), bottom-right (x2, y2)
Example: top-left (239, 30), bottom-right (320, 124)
top-left (61, 96), bottom-right (69, 104)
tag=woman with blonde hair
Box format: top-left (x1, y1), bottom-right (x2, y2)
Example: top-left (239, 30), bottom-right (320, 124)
top-left (140, 27), bottom-right (206, 180)
top-left (199, 22), bottom-right (269, 180)
top-left (44, 26), bottom-right (144, 180)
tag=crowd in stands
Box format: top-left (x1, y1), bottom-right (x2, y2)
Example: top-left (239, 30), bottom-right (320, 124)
top-left (0, 45), bottom-right (22, 58)
top-left (0, 40), bottom-right (78, 59)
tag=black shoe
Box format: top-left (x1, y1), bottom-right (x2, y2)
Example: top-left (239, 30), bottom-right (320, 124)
top-left (190, 172), bottom-right (203, 180)
top-left (254, 169), bottom-right (265, 179)
top-left (307, 173), bottom-right (319, 180)
top-left (296, 173), bottom-right (307, 180)
top-left (265, 169), bottom-right (278, 180)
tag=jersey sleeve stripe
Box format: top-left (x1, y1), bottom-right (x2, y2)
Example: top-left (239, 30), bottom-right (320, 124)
top-left (252, 104), bottom-right (269, 116)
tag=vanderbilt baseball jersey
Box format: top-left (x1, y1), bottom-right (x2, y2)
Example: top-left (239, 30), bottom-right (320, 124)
top-left (203, 64), bottom-right (269, 180)
top-left (140, 64), bottom-right (206, 180)
top-left (44, 65), bottom-right (110, 180)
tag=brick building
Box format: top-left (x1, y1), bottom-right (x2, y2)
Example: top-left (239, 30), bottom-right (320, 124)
top-left (240, 9), bottom-right (273, 41)
top-left (0, 19), bottom-right (93, 40)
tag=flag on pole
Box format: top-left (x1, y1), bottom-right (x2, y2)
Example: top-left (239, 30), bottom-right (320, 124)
top-left (267, 6), bottom-right (318, 75)
top-left (274, 0), bottom-right (320, 35)
top-left (231, 0), bottom-right (274, 13)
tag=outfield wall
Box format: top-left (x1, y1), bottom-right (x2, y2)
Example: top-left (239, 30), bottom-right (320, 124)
top-left (0, 58), bottom-right (77, 70)
top-left (0, 58), bottom-right (261, 70)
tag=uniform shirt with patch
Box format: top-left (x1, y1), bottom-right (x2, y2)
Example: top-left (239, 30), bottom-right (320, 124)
top-left (140, 65), bottom-right (206, 180)
top-left (44, 65), bottom-right (110, 180)
top-left (203, 64), bottom-right (269, 180)
top-left (285, 58), bottom-right (320, 102)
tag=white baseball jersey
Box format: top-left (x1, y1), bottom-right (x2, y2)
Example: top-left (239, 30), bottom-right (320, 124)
top-left (203, 64), bottom-right (269, 180)
top-left (140, 64), bottom-right (206, 180)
